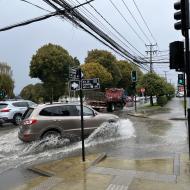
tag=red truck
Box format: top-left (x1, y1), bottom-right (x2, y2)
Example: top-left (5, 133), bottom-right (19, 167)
top-left (85, 88), bottom-right (126, 112)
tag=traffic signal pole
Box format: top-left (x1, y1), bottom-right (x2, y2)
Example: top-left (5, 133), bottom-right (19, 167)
top-left (184, 28), bottom-right (190, 159)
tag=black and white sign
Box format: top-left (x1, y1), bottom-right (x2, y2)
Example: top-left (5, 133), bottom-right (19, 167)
top-left (69, 68), bottom-right (78, 79)
top-left (82, 78), bottom-right (100, 90)
top-left (70, 80), bottom-right (80, 91)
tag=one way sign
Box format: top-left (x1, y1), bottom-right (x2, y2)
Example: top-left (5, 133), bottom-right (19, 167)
top-left (70, 80), bottom-right (80, 91)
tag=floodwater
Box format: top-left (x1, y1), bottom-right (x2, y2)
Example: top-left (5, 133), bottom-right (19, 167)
top-left (0, 98), bottom-right (188, 189)
top-left (0, 119), bottom-right (135, 175)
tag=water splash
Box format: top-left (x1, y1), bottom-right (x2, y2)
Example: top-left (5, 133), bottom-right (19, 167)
top-left (0, 119), bottom-right (135, 174)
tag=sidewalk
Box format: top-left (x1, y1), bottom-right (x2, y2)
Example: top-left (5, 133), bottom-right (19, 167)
top-left (14, 152), bottom-right (190, 190)
top-left (14, 98), bottom-right (189, 190)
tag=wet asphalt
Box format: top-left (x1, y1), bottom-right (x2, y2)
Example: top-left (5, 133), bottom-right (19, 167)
top-left (0, 97), bottom-right (188, 190)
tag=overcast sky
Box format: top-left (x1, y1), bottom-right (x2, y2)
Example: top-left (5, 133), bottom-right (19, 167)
top-left (0, 0), bottom-right (182, 94)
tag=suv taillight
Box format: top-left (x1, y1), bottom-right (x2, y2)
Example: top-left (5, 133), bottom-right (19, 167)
top-left (23, 119), bottom-right (37, 125)
top-left (0, 108), bottom-right (11, 112)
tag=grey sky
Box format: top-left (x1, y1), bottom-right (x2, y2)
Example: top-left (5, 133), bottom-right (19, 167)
top-left (0, 0), bottom-right (182, 94)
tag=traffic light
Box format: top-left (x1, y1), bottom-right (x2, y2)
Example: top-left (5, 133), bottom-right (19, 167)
top-left (178, 73), bottom-right (185, 85)
top-left (174, 0), bottom-right (189, 35)
top-left (131, 71), bottom-right (137, 82)
top-left (169, 41), bottom-right (185, 72)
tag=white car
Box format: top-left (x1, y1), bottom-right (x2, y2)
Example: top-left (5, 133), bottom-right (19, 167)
top-left (0, 100), bottom-right (37, 125)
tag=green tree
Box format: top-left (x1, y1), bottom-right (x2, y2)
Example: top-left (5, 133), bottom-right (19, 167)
top-left (81, 62), bottom-right (113, 89)
top-left (20, 83), bottom-right (46, 103)
top-left (116, 60), bottom-right (143, 91)
top-left (0, 62), bottom-right (14, 99)
top-left (85, 49), bottom-right (121, 86)
top-left (30, 43), bottom-right (75, 101)
top-left (137, 72), bottom-right (167, 106)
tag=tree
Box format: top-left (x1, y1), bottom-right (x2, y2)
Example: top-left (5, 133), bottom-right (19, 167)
top-left (20, 83), bottom-right (45, 103)
top-left (116, 60), bottom-right (143, 91)
top-left (0, 62), bottom-right (14, 99)
top-left (85, 49), bottom-right (121, 86)
top-left (30, 43), bottom-right (76, 101)
top-left (81, 62), bottom-right (113, 89)
top-left (137, 72), bottom-right (167, 106)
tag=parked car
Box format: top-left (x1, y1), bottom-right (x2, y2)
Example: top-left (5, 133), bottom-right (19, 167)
top-left (0, 100), bottom-right (37, 125)
top-left (18, 103), bottom-right (119, 142)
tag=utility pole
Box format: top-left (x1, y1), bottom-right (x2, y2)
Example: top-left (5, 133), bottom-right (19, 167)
top-left (146, 44), bottom-right (157, 106)
top-left (145, 44), bottom-right (158, 72)
top-left (163, 71), bottom-right (168, 82)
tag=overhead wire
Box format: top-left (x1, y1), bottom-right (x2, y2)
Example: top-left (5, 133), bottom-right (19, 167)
top-left (121, 0), bottom-right (152, 44)
top-left (108, 0), bottom-right (147, 45)
top-left (83, 0), bottom-right (148, 59)
top-left (20, 0), bottom-right (51, 12)
top-left (132, 0), bottom-right (158, 47)
top-left (47, 0), bottom-right (150, 70)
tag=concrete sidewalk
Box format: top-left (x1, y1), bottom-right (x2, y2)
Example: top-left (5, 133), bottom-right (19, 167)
top-left (14, 152), bottom-right (190, 190)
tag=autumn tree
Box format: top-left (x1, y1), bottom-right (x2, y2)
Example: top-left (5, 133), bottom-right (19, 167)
top-left (30, 43), bottom-right (77, 101)
top-left (85, 49), bottom-right (121, 86)
top-left (81, 62), bottom-right (112, 89)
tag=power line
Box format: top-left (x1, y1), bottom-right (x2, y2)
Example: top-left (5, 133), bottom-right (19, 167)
top-left (132, 0), bottom-right (158, 46)
top-left (108, 0), bottom-right (147, 45)
top-left (20, 0), bottom-right (51, 12)
top-left (83, 0), bottom-right (147, 58)
top-left (46, 0), bottom-right (149, 71)
top-left (121, 0), bottom-right (152, 44)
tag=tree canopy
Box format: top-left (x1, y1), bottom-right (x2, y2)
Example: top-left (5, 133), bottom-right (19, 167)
top-left (29, 43), bottom-right (77, 101)
top-left (137, 72), bottom-right (167, 97)
top-left (81, 62), bottom-right (113, 89)
top-left (0, 62), bottom-right (14, 99)
top-left (20, 83), bottom-right (45, 103)
top-left (116, 60), bottom-right (143, 90)
top-left (85, 49), bottom-right (121, 86)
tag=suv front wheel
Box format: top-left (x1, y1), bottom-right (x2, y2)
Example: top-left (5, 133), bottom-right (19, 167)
top-left (13, 114), bottom-right (22, 126)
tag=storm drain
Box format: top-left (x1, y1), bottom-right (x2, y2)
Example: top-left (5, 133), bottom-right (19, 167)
top-left (31, 177), bottom-right (62, 190)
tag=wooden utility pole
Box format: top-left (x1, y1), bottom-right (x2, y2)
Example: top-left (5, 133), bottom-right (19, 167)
top-left (146, 44), bottom-right (157, 105)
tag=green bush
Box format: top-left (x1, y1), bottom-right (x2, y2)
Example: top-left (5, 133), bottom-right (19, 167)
top-left (157, 96), bottom-right (168, 107)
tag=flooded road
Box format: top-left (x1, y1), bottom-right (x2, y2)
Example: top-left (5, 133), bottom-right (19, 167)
top-left (0, 98), bottom-right (188, 189)
top-left (0, 119), bottom-right (135, 175)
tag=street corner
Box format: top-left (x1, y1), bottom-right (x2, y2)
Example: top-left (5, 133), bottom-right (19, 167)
top-left (13, 154), bottom-right (111, 190)
top-left (87, 155), bottom-right (190, 190)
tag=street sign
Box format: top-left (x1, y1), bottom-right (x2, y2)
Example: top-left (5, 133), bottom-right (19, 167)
top-left (82, 78), bottom-right (100, 90)
top-left (70, 80), bottom-right (80, 91)
top-left (69, 68), bottom-right (77, 79)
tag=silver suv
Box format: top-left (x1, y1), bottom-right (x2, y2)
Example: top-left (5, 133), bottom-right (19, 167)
top-left (18, 103), bottom-right (119, 142)
top-left (0, 100), bottom-right (37, 125)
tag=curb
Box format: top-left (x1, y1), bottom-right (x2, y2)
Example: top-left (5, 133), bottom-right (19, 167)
top-left (127, 112), bottom-right (148, 118)
top-left (170, 118), bottom-right (187, 121)
top-left (27, 166), bottom-right (55, 177)
top-left (91, 153), bottom-right (107, 166)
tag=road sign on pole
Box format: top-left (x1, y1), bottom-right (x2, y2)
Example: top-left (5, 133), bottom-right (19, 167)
top-left (70, 80), bottom-right (80, 91)
top-left (81, 78), bottom-right (100, 90)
